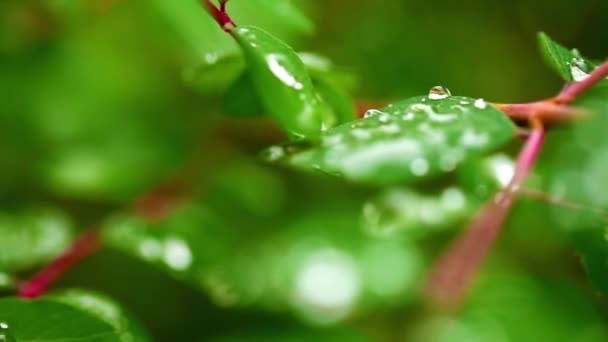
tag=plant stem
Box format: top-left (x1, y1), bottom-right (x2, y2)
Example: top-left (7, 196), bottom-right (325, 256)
top-left (19, 229), bottom-right (102, 298)
top-left (18, 179), bottom-right (188, 299)
top-left (556, 61), bottom-right (608, 104)
top-left (493, 101), bottom-right (586, 123)
top-left (202, 0), bottom-right (236, 32)
top-left (425, 118), bottom-right (545, 307)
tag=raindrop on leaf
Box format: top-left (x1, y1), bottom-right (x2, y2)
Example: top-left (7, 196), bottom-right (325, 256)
top-left (428, 86), bottom-right (452, 100)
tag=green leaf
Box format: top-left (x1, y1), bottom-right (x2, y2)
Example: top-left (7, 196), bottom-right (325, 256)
top-left (0, 290), bottom-right (150, 341)
top-left (232, 26), bottom-right (328, 139)
top-left (102, 201), bottom-right (425, 324)
top-left (538, 32), bottom-right (596, 82)
top-left (0, 209), bottom-right (73, 272)
top-left (221, 71), bottom-right (356, 123)
top-left (222, 72), bottom-right (265, 117)
top-left (265, 95), bottom-right (516, 185)
top-left (312, 76), bottom-right (357, 124)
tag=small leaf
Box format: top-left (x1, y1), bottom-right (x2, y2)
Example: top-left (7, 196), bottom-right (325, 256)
top-left (266, 95), bottom-right (516, 185)
top-left (313, 76), bottom-right (357, 124)
top-left (538, 32), bottom-right (596, 82)
top-left (222, 71), bottom-right (356, 123)
top-left (0, 209), bottom-right (73, 272)
top-left (222, 72), bottom-right (265, 117)
top-left (185, 54), bottom-right (245, 95)
top-left (0, 290), bottom-right (150, 341)
top-left (232, 26), bottom-right (328, 139)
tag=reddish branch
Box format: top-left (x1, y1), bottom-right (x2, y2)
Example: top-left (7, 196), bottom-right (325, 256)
top-left (556, 61), bottom-right (608, 104)
top-left (426, 60), bottom-right (608, 307)
top-left (494, 60), bottom-right (608, 123)
top-left (19, 230), bottom-right (102, 298)
top-left (202, 0), bottom-right (236, 32)
top-left (18, 181), bottom-right (187, 299)
top-left (426, 119), bottom-right (545, 307)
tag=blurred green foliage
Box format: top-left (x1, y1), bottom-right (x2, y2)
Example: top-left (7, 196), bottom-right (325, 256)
top-left (0, 0), bottom-right (607, 341)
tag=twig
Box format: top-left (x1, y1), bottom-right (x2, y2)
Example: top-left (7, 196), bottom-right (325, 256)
top-left (425, 118), bottom-right (545, 307)
top-left (556, 61), bottom-right (608, 104)
top-left (19, 230), bottom-right (102, 298)
top-left (202, 0), bottom-right (236, 32)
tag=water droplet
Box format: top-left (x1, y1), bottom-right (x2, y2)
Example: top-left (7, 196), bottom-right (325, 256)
top-left (264, 146), bottom-right (286, 162)
top-left (363, 109), bottom-right (383, 118)
top-left (266, 54), bottom-right (304, 90)
top-left (293, 248), bottom-right (360, 323)
top-left (351, 128), bottom-right (372, 140)
top-left (459, 100), bottom-right (470, 105)
top-left (410, 158), bottom-right (429, 176)
top-left (569, 58), bottom-right (590, 82)
top-left (164, 238), bottom-right (192, 271)
top-left (428, 86), bottom-right (452, 100)
top-left (441, 188), bottom-right (466, 211)
top-left (323, 134), bottom-right (343, 146)
top-left (380, 123), bottom-right (401, 135)
top-left (402, 112), bottom-right (415, 121)
top-left (203, 53), bottom-right (219, 64)
top-left (378, 113), bottom-right (391, 123)
top-left (460, 128), bottom-right (489, 147)
top-left (439, 150), bottom-right (463, 172)
top-left (0, 322), bottom-right (15, 342)
top-left (473, 98), bottom-right (487, 109)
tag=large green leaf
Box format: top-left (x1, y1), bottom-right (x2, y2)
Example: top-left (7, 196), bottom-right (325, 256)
top-left (0, 209), bottom-right (73, 272)
top-left (265, 94), bottom-right (516, 185)
top-left (0, 290), bottom-right (150, 341)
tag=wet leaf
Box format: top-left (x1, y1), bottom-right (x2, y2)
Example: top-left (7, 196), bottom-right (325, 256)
top-left (0, 290), bottom-right (150, 341)
top-left (538, 32), bottom-right (597, 82)
top-left (266, 95), bottom-right (516, 185)
top-left (232, 26), bottom-right (328, 139)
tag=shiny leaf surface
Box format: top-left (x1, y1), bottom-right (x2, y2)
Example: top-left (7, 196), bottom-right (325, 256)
top-left (266, 95), bottom-right (516, 185)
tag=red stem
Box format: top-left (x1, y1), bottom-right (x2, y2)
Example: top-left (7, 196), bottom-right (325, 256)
top-left (202, 0), bottom-right (236, 32)
top-left (19, 229), bottom-right (102, 298)
top-left (425, 119), bottom-right (545, 307)
top-left (17, 179), bottom-right (187, 298)
top-left (556, 61), bottom-right (608, 104)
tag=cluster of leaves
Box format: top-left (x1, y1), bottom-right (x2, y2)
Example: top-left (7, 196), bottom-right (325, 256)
top-left (1, 0), bottom-right (608, 341)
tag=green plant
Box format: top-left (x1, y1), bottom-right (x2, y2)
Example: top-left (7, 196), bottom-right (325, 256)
top-left (1, 0), bottom-right (607, 341)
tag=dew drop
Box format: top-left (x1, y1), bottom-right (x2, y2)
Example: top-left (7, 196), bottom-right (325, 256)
top-left (428, 86), bottom-right (451, 100)
top-left (363, 109), bottom-right (383, 118)
top-left (410, 158), bottom-right (430, 176)
top-left (378, 113), bottom-right (391, 123)
top-left (0, 322), bottom-right (15, 342)
top-left (569, 58), bottom-right (590, 82)
top-left (474, 98), bottom-right (487, 109)
top-left (351, 128), bottom-right (372, 140)
top-left (264, 146), bottom-right (286, 162)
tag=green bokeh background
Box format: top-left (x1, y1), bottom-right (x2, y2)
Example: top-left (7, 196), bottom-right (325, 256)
top-left (1, 0), bottom-right (608, 341)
